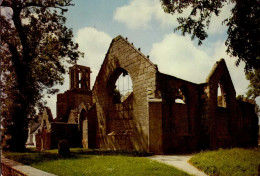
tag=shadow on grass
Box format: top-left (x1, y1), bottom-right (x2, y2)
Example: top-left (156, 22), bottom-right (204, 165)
top-left (67, 148), bottom-right (153, 157)
top-left (3, 148), bottom-right (152, 166)
top-left (3, 150), bottom-right (93, 165)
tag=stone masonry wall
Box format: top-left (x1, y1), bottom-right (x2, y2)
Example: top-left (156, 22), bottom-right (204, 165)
top-left (205, 59), bottom-right (237, 149)
top-left (92, 35), bottom-right (159, 152)
top-left (1, 156), bottom-right (56, 176)
top-left (158, 73), bottom-right (200, 153)
top-left (56, 90), bottom-right (92, 121)
top-left (148, 101), bottom-right (163, 154)
top-left (234, 100), bottom-right (259, 147)
top-left (50, 123), bottom-right (81, 149)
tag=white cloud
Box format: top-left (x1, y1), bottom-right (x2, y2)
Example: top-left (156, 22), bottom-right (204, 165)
top-left (75, 27), bottom-right (112, 87)
top-left (114, 0), bottom-right (231, 35)
top-left (153, 3), bottom-right (192, 28)
top-left (150, 33), bottom-right (249, 97)
top-left (114, 0), bottom-right (185, 29)
top-left (114, 0), bottom-right (155, 29)
top-left (150, 33), bottom-right (212, 83)
top-left (44, 95), bottom-right (57, 117)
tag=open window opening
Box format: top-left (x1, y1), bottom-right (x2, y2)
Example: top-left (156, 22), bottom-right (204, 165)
top-left (78, 71), bottom-right (82, 88)
top-left (43, 120), bottom-right (47, 129)
top-left (217, 82), bottom-right (227, 108)
top-left (175, 88), bottom-right (186, 104)
top-left (113, 70), bottom-right (133, 104)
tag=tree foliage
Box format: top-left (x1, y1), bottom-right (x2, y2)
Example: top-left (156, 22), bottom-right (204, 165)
top-left (161, 0), bottom-right (260, 98)
top-left (246, 69), bottom-right (260, 99)
top-left (237, 95), bottom-right (260, 117)
top-left (1, 0), bottom-right (83, 151)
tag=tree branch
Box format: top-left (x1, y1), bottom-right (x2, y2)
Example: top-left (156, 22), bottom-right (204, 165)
top-left (1, 0), bottom-right (12, 7)
top-left (7, 42), bottom-right (21, 71)
top-left (21, 1), bottom-right (73, 11)
top-left (11, 7), bottom-right (32, 63)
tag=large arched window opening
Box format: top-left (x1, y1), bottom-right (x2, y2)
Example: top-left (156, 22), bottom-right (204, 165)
top-left (114, 71), bottom-right (133, 104)
top-left (106, 68), bottom-right (134, 135)
top-left (107, 68), bottom-right (133, 104)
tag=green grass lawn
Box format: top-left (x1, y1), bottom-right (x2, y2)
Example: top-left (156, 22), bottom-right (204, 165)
top-left (4, 149), bottom-right (191, 176)
top-left (190, 148), bottom-right (260, 176)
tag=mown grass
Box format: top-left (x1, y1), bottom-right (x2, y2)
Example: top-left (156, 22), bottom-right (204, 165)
top-left (190, 148), bottom-right (260, 176)
top-left (4, 148), bottom-right (191, 176)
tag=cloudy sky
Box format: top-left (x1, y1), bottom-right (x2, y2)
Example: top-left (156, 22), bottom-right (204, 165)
top-left (43, 0), bottom-right (259, 119)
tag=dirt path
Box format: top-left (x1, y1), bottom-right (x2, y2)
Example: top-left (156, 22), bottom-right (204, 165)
top-left (148, 155), bottom-right (208, 176)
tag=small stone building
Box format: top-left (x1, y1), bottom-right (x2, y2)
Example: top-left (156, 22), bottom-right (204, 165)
top-left (36, 35), bottom-right (258, 154)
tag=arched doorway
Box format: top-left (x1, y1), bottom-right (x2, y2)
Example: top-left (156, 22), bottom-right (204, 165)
top-left (79, 109), bottom-right (87, 148)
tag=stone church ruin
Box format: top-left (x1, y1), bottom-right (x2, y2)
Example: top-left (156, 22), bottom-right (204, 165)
top-left (36, 35), bottom-right (258, 154)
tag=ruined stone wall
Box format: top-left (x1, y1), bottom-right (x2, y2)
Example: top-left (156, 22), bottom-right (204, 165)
top-left (40, 108), bottom-right (53, 131)
top-left (50, 38), bottom-right (258, 153)
top-left (1, 156), bottom-right (56, 176)
top-left (234, 100), bottom-right (259, 147)
top-left (56, 90), bottom-right (92, 121)
top-left (148, 101), bottom-right (163, 154)
top-left (35, 129), bottom-right (51, 151)
top-left (204, 59), bottom-right (237, 149)
top-left (85, 105), bottom-right (98, 149)
top-left (50, 123), bottom-right (81, 149)
top-left (92, 36), bottom-right (158, 152)
top-left (157, 73), bottom-right (200, 153)
top-left (215, 107), bottom-right (233, 147)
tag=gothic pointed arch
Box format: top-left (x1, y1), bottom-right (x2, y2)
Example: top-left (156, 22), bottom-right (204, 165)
top-left (78, 102), bottom-right (88, 113)
top-left (175, 85), bottom-right (189, 104)
top-left (206, 59), bottom-right (236, 108)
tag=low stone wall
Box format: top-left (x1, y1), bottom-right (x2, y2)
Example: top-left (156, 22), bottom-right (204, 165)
top-left (1, 155), bottom-right (56, 176)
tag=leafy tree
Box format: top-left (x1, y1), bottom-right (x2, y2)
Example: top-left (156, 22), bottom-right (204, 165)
top-left (246, 69), bottom-right (260, 99)
top-left (1, 0), bottom-right (83, 151)
top-left (160, 0), bottom-right (260, 99)
top-left (237, 95), bottom-right (260, 117)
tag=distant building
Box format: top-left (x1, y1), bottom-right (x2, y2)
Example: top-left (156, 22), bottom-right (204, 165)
top-left (26, 115), bottom-right (42, 147)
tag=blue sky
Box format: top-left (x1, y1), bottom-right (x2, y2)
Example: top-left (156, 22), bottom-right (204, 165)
top-left (40, 0), bottom-right (259, 120)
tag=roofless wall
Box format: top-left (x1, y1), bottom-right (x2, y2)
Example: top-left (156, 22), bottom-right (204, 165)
top-left (92, 36), bottom-right (159, 151)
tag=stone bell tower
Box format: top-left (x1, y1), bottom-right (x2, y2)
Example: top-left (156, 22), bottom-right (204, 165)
top-left (56, 65), bottom-right (92, 121)
top-left (69, 65), bottom-right (91, 90)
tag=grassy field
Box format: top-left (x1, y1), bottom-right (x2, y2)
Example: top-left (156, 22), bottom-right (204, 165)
top-left (4, 149), bottom-right (191, 176)
top-left (190, 148), bottom-right (260, 176)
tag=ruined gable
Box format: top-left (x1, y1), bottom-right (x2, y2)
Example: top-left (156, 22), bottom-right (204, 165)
top-left (92, 35), bottom-right (159, 151)
top-left (40, 107), bottom-right (53, 132)
top-left (206, 58), bottom-right (236, 106)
